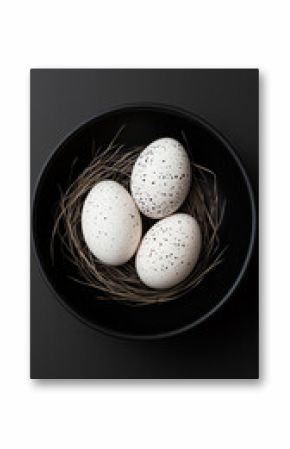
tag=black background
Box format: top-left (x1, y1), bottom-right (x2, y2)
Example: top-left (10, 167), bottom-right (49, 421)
top-left (31, 69), bottom-right (259, 379)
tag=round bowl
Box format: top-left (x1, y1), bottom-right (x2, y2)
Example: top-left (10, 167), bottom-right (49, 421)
top-left (32, 103), bottom-right (256, 340)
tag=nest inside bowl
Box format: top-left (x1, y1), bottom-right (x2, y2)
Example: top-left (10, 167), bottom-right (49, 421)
top-left (51, 128), bottom-right (226, 306)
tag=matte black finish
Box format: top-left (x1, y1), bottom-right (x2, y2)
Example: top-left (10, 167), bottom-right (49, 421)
top-left (32, 105), bottom-right (255, 339)
top-left (31, 69), bottom-right (259, 378)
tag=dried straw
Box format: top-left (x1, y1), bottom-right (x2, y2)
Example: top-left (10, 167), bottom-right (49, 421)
top-left (51, 130), bottom-right (225, 306)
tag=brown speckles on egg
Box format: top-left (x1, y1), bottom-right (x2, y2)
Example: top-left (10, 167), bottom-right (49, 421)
top-left (130, 137), bottom-right (191, 219)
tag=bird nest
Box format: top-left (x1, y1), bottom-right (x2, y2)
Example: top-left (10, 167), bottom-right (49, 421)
top-left (51, 131), bottom-right (225, 306)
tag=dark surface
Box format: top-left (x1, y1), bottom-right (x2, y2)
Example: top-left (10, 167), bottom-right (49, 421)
top-left (31, 69), bottom-right (259, 378)
top-left (32, 105), bottom-right (255, 339)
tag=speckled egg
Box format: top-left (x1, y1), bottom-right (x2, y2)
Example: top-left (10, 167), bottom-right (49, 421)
top-left (81, 180), bottom-right (142, 266)
top-left (136, 213), bottom-right (201, 289)
top-left (130, 137), bottom-right (191, 219)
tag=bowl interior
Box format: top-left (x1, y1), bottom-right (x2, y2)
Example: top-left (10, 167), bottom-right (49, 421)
top-left (33, 105), bottom-right (255, 339)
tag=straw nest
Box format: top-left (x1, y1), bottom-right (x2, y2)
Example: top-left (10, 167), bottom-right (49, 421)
top-left (51, 130), bottom-right (225, 306)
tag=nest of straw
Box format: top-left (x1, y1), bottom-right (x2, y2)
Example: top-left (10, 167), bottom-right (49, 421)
top-left (51, 131), bottom-right (225, 306)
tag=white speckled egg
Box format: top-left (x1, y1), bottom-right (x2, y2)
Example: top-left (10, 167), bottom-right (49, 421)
top-left (81, 180), bottom-right (142, 266)
top-left (130, 137), bottom-right (191, 219)
top-left (136, 213), bottom-right (201, 289)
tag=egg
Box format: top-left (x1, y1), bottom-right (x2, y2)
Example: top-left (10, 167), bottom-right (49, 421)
top-left (136, 213), bottom-right (201, 289)
top-left (81, 180), bottom-right (142, 266)
top-left (130, 137), bottom-right (191, 219)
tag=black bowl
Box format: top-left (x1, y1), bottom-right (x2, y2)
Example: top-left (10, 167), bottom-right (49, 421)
top-left (32, 103), bottom-right (256, 340)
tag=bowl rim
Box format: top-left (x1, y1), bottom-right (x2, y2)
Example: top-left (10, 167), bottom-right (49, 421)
top-left (32, 101), bottom-right (257, 340)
